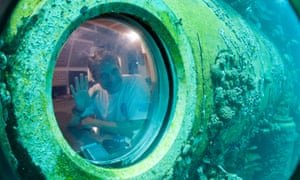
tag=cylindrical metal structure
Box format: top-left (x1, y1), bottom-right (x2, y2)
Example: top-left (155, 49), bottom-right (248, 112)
top-left (0, 0), bottom-right (298, 179)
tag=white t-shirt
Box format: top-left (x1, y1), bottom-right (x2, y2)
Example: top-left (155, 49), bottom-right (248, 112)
top-left (82, 75), bottom-right (150, 122)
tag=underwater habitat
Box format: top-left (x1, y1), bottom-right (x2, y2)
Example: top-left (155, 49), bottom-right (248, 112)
top-left (0, 0), bottom-right (300, 179)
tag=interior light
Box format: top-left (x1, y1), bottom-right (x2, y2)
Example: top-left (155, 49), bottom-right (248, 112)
top-left (126, 31), bottom-right (140, 42)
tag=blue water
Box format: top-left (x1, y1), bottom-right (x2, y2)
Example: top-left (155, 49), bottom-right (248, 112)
top-left (224, 0), bottom-right (300, 179)
top-left (227, 0), bottom-right (300, 70)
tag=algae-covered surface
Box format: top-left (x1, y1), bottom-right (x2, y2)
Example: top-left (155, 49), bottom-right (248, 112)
top-left (1, 0), bottom-right (299, 179)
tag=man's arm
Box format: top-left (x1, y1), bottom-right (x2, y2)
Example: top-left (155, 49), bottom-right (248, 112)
top-left (70, 74), bottom-right (91, 111)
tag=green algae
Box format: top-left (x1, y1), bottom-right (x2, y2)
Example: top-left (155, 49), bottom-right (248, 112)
top-left (0, 0), bottom-right (289, 179)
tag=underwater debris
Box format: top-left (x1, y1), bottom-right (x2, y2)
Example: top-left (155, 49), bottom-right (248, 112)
top-left (210, 49), bottom-right (260, 124)
top-left (217, 165), bottom-right (242, 180)
top-left (0, 48), bottom-right (11, 119)
top-left (0, 52), bottom-right (7, 71)
top-left (239, 71), bottom-right (256, 91)
top-left (182, 143), bottom-right (192, 156)
top-left (0, 83), bottom-right (11, 109)
top-left (174, 18), bottom-right (182, 26)
top-left (217, 105), bottom-right (235, 121)
top-left (197, 166), bottom-right (208, 180)
top-left (202, 47), bottom-right (265, 179)
top-left (214, 87), bottom-right (226, 106)
top-left (80, 6), bottom-right (88, 15)
top-left (210, 64), bottom-right (225, 83)
top-left (0, 44), bottom-right (16, 179)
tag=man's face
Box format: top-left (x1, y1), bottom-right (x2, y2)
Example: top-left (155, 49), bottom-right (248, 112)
top-left (96, 62), bottom-right (122, 94)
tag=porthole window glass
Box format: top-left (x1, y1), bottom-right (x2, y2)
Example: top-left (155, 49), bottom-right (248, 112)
top-left (52, 16), bottom-right (170, 166)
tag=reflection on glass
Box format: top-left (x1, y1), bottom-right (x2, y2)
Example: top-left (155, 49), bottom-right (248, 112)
top-left (52, 17), bottom-right (169, 166)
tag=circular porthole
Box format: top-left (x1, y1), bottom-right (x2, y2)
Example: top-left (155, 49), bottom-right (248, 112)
top-left (4, 1), bottom-right (196, 178)
top-left (52, 15), bottom-right (171, 167)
